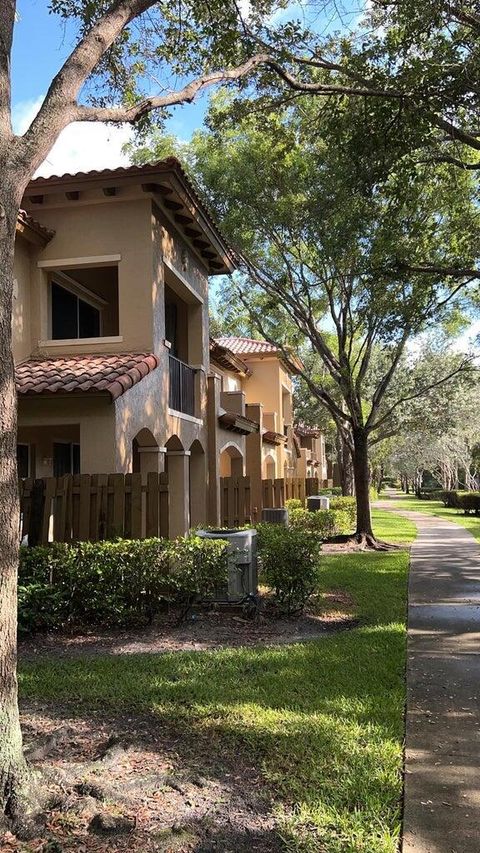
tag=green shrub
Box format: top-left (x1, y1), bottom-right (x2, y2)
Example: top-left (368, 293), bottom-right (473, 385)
top-left (318, 487), bottom-right (342, 496)
top-left (289, 507), bottom-right (335, 538)
top-left (285, 498), bottom-right (303, 511)
top-left (167, 536), bottom-right (231, 611)
top-left (289, 507), bottom-right (353, 538)
top-left (18, 536), bottom-right (229, 634)
top-left (435, 490), bottom-right (464, 508)
top-left (457, 492), bottom-right (480, 515)
top-left (256, 524), bottom-right (320, 614)
top-left (329, 497), bottom-right (356, 528)
top-left (420, 489), bottom-right (444, 502)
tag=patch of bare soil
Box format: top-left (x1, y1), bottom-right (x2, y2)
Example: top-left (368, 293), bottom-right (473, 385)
top-left (321, 540), bottom-right (371, 553)
top-left (19, 603), bottom-right (356, 661)
top-left (4, 709), bottom-right (283, 852)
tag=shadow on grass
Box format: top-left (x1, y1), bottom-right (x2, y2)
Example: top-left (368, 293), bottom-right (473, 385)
top-left (18, 553), bottom-right (409, 852)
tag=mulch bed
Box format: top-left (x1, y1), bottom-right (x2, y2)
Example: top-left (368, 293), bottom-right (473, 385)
top-left (6, 707), bottom-right (283, 852)
top-left (19, 597), bottom-right (356, 661)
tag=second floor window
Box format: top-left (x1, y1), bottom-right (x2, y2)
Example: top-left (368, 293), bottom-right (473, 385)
top-left (51, 281), bottom-right (101, 340)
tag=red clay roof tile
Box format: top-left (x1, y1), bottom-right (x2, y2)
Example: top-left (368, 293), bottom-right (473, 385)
top-left (215, 336), bottom-right (279, 356)
top-left (16, 353), bottom-right (159, 401)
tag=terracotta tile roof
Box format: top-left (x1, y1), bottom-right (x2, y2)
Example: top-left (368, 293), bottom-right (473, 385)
top-left (215, 336), bottom-right (279, 356)
top-left (215, 336), bottom-right (304, 373)
top-left (16, 353), bottom-right (159, 401)
top-left (262, 430), bottom-right (287, 446)
top-left (17, 209), bottom-right (55, 243)
top-left (209, 338), bottom-right (251, 376)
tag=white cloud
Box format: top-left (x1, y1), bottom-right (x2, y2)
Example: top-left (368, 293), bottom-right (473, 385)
top-left (12, 97), bottom-right (134, 178)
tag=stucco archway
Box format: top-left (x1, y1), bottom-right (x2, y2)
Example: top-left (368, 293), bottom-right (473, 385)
top-left (132, 428), bottom-right (164, 481)
top-left (264, 453), bottom-right (276, 481)
top-left (219, 442), bottom-right (244, 477)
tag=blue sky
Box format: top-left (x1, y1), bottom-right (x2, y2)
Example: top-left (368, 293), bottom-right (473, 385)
top-left (12, 0), bottom-right (364, 174)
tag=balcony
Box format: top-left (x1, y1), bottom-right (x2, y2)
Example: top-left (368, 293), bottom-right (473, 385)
top-left (169, 354), bottom-right (196, 416)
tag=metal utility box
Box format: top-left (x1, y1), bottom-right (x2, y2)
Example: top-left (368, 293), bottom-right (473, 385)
top-left (261, 507), bottom-right (289, 525)
top-left (307, 495), bottom-right (330, 511)
top-left (197, 528), bottom-right (258, 602)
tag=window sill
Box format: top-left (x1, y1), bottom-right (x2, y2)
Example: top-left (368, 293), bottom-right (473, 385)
top-left (38, 336), bottom-right (124, 347)
top-left (167, 408), bottom-right (203, 425)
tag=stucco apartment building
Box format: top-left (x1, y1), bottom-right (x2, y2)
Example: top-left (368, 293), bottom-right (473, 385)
top-left (13, 160), bottom-right (326, 536)
top-left (208, 336), bottom-right (328, 520)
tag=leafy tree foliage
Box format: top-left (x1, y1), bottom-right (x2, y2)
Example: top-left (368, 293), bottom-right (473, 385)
top-left (133, 92), bottom-right (478, 543)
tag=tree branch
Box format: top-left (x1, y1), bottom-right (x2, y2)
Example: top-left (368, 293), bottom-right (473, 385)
top-left (366, 328), bottom-right (411, 428)
top-left (430, 114), bottom-right (480, 154)
top-left (266, 59), bottom-right (404, 99)
top-left (370, 358), bottom-right (475, 434)
top-left (395, 262), bottom-right (480, 279)
top-left (420, 153), bottom-right (480, 170)
top-left (74, 55), bottom-right (270, 123)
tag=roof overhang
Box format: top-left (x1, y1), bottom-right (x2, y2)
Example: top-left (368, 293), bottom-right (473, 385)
top-left (210, 339), bottom-right (251, 377)
top-left (16, 210), bottom-right (55, 247)
top-left (23, 159), bottom-right (236, 276)
top-left (218, 411), bottom-right (259, 435)
top-left (262, 430), bottom-right (287, 446)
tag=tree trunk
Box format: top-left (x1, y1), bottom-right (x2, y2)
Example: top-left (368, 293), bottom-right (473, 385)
top-left (352, 427), bottom-right (375, 542)
top-left (335, 430), bottom-right (354, 496)
top-left (0, 185), bottom-right (33, 829)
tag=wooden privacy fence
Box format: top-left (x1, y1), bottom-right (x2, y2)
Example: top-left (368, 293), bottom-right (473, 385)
top-left (19, 473), bottom-right (169, 545)
top-left (220, 476), bottom-right (321, 526)
top-left (262, 476), bottom-right (306, 509)
top-left (306, 476), bottom-right (321, 496)
top-left (219, 476), bottom-right (252, 527)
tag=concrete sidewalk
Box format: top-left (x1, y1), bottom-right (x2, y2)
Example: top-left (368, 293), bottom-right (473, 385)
top-left (379, 502), bottom-right (480, 853)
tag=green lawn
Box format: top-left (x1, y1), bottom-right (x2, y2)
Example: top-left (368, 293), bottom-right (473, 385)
top-left (19, 510), bottom-right (415, 853)
top-left (371, 507), bottom-right (418, 545)
top-left (382, 492), bottom-right (480, 544)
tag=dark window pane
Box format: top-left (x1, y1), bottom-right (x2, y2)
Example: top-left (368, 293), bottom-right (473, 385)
top-left (53, 443), bottom-right (72, 477)
top-left (51, 283), bottom-right (78, 339)
top-left (79, 299), bottom-right (100, 338)
top-left (72, 444), bottom-right (80, 474)
top-left (17, 444), bottom-right (29, 479)
top-left (165, 302), bottom-right (178, 356)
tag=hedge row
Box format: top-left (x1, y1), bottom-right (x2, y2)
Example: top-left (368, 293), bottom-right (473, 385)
top-left (434, 490), bottom-right (480, 514)
top-left (285, 496), bottom-right (356, 538)
top-left (18, 536), bottom-right (229, 634)
top-left (19, 523), bottom-right (329, 632)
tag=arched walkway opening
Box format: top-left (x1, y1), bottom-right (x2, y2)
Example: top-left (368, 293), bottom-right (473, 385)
top-left (264, 453), bottom-right (276, 481)
top-left (219, 443), bottom-right (244, 478)
top-left (189, 439), bottom-right (207, 529)
top-left (132, 428), bottom-right (162, 481)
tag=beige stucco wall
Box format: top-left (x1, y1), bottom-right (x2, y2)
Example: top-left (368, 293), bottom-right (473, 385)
top-left (13, 235), bottom-right (37, 363)
top-left (238, 356), bottom-right (294, 476)
top-left (24, 197), bottom-right (154, 355)
top-left (18, 395), bottom-right (116, 475)
top-left (14, 187), bottom-right (213, 536)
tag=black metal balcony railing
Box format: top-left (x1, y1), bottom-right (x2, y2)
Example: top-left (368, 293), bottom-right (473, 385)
top-left (169, 354), bottom-right (196, 416)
